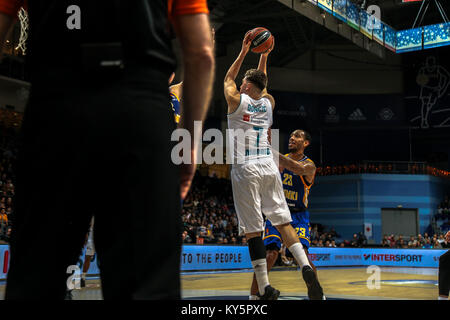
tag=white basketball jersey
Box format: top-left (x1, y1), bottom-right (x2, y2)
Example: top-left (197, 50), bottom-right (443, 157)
top-left (227, 93), bottom-right (273, 163)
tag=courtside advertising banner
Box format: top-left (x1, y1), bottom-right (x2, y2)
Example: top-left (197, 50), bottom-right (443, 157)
top-left (0, 245), bottom-right (9, 279)
top-left (181, 245), bottom-right (251, 271)
top-left (179, 246), bottom-right (446, 271)
top-left (308, 247), bottom-right (446, 268)
top-left (0, 245), bottom-right (447, 278)
top-left (0, 245), bottom-right (100, 280)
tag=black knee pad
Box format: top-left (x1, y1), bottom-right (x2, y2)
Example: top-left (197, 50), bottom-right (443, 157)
top-left (248, 237), bottom-right (266, 261)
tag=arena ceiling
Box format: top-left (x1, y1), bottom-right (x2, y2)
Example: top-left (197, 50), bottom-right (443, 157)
top-left (208, 0), bottom-right (449, 66)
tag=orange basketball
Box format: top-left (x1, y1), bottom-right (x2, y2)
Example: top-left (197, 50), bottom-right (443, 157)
top-left (248, 27), bottom-right (274, 54)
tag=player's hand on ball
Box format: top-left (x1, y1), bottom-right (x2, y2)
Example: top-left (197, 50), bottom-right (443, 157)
top-left (241, 31), bottom-right (252, 55)
top-left (446, 231), bottom-right (450, 242)
top-left (263, 36), bottom-right (275, 55)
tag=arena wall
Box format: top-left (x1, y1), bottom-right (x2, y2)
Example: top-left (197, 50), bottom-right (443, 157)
top-left (309, 174), bottom-right (449, 243)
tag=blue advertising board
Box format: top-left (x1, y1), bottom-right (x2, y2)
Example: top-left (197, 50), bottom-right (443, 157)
top-left (0, 245), bottom-right (446, 279)
top-left (423, 22), bottom-right (450, 50)
top-left (384, 24), bottom-right (397, 52)
top-left (307, 247), bottom-right (446, 268)
top-left (359, 10), bottom-right (373, 39)
top-left (346, 0), bottom-right (360, 30)
top-left (0, 245), bottom-right (100, 280)
top-left (178, 246), bottom-right (446, 270)
top-left (396, 27), bottom-right (423, 53)
top-left (372, 18), bottom-right (384, 45)
top-left (181, 245), bottom-right (251, 271)
top-left (318, 0), bottom-right (333, 14)
top-left (0, 245), bottom-right (9, 279)
top-left (333, 0), bottom-right (347, 23)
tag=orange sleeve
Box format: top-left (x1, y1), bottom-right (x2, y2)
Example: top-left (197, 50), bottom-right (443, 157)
top-left (169, 0), bottom-right (209, 19)
top-left (0, 0), bottom-right (24, 17)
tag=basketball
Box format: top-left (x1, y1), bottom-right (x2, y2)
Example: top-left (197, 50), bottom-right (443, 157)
top-left (248, 27), bottom-right (274, 54)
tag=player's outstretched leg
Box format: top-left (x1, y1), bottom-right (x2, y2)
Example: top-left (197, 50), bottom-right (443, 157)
top-left (247, 234), bottom-right (280, 300)
top-left (275, 223), bottom-right (324, 300)
top-left (250, 248), bottom-right (279, 299)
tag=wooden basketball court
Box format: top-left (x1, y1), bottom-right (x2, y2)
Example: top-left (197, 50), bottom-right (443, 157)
top-left (181, 266), bottom-right (439, 300)
top-left (0, 266), bottom-right (439, 300)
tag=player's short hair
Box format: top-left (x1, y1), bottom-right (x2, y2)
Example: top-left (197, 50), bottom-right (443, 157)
top-left (291, 129), bottom-right (312, 144)
top-left (244, 69), bottom-right (267, 91)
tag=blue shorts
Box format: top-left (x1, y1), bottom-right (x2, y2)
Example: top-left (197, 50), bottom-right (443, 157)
top-left (263, 210), bottom-right (311, 249)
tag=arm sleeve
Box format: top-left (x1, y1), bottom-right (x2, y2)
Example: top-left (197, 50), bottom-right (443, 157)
top-left (0, 0), bottom-right (24, 16)
top-left (169, 0), bottom-right (209, 19)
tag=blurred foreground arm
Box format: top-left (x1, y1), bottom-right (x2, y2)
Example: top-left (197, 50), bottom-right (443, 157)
top-left (172, 12), bottom-right (215, 200)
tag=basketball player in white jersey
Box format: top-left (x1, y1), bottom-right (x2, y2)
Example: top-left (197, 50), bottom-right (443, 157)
top-left (224, 32), bottom-right (323, 300)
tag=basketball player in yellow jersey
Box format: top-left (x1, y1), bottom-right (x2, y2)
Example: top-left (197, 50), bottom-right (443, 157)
top-left (169, 73), bottom-right (182, 124)
top-left (250, 129), bottom-right (325, 300)
top-left (224, 32), bottom-right (323, 300)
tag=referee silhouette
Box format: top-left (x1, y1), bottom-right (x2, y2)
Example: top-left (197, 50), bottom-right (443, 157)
top-left (0, 0), bottom-right (214, 299)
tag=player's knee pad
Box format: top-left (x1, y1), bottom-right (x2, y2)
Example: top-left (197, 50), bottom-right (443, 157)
top-left (248, 237), bottom-right (266, 261)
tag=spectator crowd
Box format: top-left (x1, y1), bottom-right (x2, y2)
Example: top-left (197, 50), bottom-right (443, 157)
top-left (181, 172), bottom-right (244, 245)
top-left (436, 195), bottom-right (450, 220)
top-left (309, 226), bottom-right (368, 248)
top-left (0, 109), bottom-right (20, 243)
top-left (381, 233), bottom-right (450, 249)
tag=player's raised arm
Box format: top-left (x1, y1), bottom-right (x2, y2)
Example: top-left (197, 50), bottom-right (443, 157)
top-left (257, 36), bottom-right (274, 76)
top-left (224, 32), bottom-right (251, 113)
top-left (257, 38), bottom-right (275, 110)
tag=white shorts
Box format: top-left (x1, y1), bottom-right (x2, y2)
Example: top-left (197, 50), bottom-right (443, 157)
top-left (231, 157), bottom-right (291, 235)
